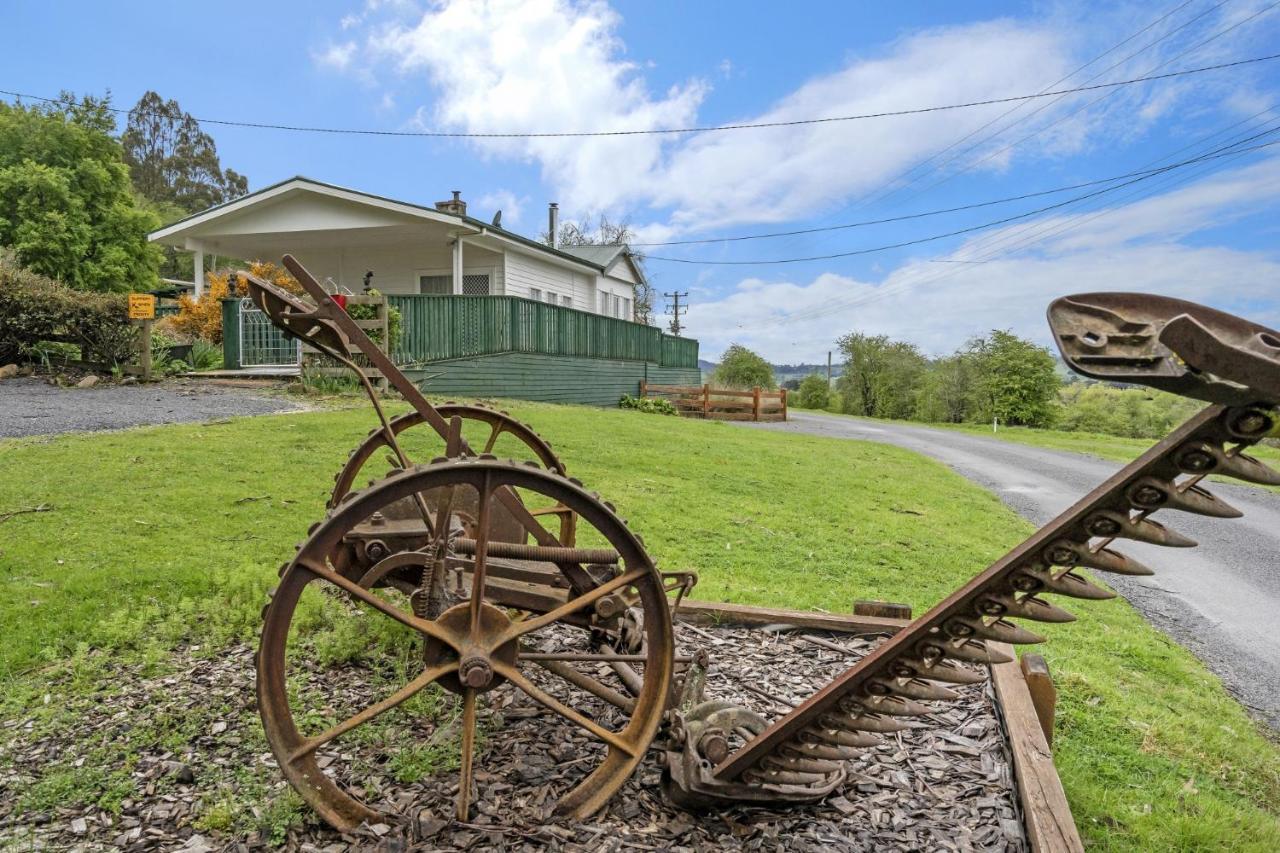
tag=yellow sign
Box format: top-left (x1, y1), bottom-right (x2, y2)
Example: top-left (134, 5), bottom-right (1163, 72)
top-left (128, 293), bottom-right (156, 320)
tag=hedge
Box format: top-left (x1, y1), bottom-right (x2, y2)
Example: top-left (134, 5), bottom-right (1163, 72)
top-left (0, 250), bottom-right (137, 366)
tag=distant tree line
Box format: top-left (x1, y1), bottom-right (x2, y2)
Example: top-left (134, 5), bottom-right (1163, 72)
top-left (776, 327), bottom-right (1204, 438)
top-left (831, 328), bottom-right (1060, 426)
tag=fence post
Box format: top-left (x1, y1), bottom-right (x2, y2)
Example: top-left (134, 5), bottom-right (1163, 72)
top-left (221, 297), bottom-right (241, 370)
top-left (377, 294), bottom-right (390, 391)
top-left (781, 387), bottom-right (788, 421)
top-left (702, 384), bottom-right (710, 419)
top-left (139, 319), bottom-right (153, 382)
top-left (752, 386), bottom-right (762, 421)
top-left (1020, 654), bottom-right (1057, 748)
top-left (639, 380), bottom-right (647, 399)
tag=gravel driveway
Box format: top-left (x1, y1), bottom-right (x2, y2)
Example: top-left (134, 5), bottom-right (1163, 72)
top-left (0, 376), bottom-right (303, 438)
top-left (743, 411), bottom-right (1280, 730)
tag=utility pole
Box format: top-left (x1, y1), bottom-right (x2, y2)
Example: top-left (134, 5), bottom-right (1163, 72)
top-left (827, 351), bottom-right (832, 387)
top-left (665, 291), bottom-right (688, 336)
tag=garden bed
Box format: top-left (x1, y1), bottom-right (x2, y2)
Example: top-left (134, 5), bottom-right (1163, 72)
top-left (0, 616), bottom-right (1039, 851)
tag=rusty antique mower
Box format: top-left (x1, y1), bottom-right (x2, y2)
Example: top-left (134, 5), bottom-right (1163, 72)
top-left (248, 256), bottom-right (1280, 830)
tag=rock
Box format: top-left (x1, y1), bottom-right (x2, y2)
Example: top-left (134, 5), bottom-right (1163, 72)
top-left (0, 363), bottom-right (18, 379)
top-left (76, 375), bottom-right (99, 388)
top-left (175, 764), bottom-right (196, 784)
top-left (71, 817), bottom-right (88, 835)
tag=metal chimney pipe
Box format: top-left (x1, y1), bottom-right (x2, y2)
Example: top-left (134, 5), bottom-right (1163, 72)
top-left (548, 202), bottom-right (559, 248)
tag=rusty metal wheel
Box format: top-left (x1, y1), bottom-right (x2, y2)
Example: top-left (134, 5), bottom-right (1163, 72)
top-left (330, 404), bottom-right (578, 546)
top-left (258, 457), bottom-right (674, 831)
top-left (329, 404), bottom-right (565, 506)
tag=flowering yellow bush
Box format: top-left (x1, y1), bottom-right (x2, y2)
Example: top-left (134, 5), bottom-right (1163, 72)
top-left (170, 261), bottom-right (304, 342)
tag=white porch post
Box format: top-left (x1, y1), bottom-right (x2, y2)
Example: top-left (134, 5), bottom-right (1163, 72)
top-left (192, 248), bottom-right (205, 299)
top-left (185, 238), bottom-right (207, 298)
top-left (451, 235), bottom-right (465, 295)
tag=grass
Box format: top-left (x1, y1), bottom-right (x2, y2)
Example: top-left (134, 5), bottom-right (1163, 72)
top-left (794, 402), bottom-right (1280, 470)
top-left (930, 419), bottom-right (1280, 468)
top-left (2, 400), bottom-right (1279, 849)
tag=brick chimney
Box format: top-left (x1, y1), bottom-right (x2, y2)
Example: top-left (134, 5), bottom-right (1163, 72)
top-left (435, 190), bottom-right (467, 216)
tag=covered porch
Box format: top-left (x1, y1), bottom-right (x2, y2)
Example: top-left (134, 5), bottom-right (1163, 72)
top-left (150, 179), bottom-right (507, 298)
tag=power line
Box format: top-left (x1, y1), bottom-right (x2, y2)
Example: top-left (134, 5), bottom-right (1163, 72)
top-left (629, 148), bottom-right (1269, 247)
top-left (869, 0), bottom-right (1279, 217)
top-left (765, 0), bottom-right (1227, 258)
top-left (759, 112), bottom-right (1280, 328)
top-left (776, 119), bottom-right (1279, 325)
top-left (718, 108), bottom-right (1280, 330)
top-left (850, 0), bottom-right (1232, 216)
top-left (3, 53), bottom-right (1278, 139)
top-left (644, 130), bottom-right (1280, 265)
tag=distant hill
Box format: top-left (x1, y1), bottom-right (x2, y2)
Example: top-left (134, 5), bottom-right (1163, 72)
top-left (697, 359), bottom-right (841, 385)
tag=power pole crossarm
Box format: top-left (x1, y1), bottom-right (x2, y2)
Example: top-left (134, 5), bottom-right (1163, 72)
top-left (665, 291), bottom-right (689, 336)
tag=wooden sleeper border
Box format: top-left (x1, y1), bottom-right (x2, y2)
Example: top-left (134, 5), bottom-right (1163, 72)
top-left (673, 598), bottom-right (1082, 853)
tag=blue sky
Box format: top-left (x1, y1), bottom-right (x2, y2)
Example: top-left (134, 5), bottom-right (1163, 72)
top-left (3, 0), bottom-right (1279, 361)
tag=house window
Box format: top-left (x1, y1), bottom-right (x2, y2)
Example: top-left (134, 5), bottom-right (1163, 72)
top-left (544, 291), bottom-right (558, 304)
top-left (530, 288), bottom-right (542, 302)
top-left (621, 297), bottom-right (630, 320)
top-left (462, 273), bottom-right (490, 295)
top-left (599, 292), bottom-right (609, 315)
top-left (419, 274), bottom-right (451, 295)
top-left (611, 294), bottom-right (621, 318)
top-left (419, 272), bottom-right (491, 295)
top-left (561, 294), bottom-right (573, 308)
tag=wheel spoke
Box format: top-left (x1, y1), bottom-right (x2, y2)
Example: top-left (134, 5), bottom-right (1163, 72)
top-left (533, 659), bottom-right (635, 712)
top-left (287, 660), bottom-right (457, 764)
top-left (492, 660), bottom-right (637, 756)
top-left (298, 558), bottom-right (457, 648)
top-left (495, 568), bottom-right (646, 646)
top-left (468, 472), bottom-right (494, 634)
top-left (482, 422), bottom-right (504, 454)
top-left (456, 687), bottom-right (477, 821)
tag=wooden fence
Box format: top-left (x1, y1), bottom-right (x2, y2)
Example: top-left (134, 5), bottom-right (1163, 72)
top-left (641, 382), bottom-right (788, 422)
top-left (387, 294), bottom-right (699, 368)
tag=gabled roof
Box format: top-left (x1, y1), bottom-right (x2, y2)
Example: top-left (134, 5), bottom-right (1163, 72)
top-left (559, 244), bottom-right (626, 267)
top-left (559, 244), bottom-right (646, 285)
top-left (147, 176), bottom-right (645, 283)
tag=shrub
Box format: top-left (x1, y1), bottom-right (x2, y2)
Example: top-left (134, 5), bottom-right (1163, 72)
top-left (0, 250), bottom-right (137, 366)
top-left (712, 343), bottom-right (776, 390)
top-left (796, 373), bottom-right (830, 409)
top-left (619, 394), bottom-right (677, 415)
top-left (187, 339), bottom-right (221, 370)
top-left (347, 288), bottom-right (403, 351)
top-left (170, 261), bottom-right (305, 343)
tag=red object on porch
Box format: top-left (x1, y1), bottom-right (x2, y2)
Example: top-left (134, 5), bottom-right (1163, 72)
top-left (332, 293), bottom-right (348, 310)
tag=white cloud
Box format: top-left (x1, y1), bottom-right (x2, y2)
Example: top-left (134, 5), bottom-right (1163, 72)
top-left (322, 0), bottom-right (1276, 236)
top-left (653, 21), bottom-right (1073, 231)
top-left (315, 41), bottom-right (359, 72)
top-left (685, 155), bottom-right (1280, 361)
top-left (475, 189), bottom-right (526, 226)
top-left (369, 0), bottom-right (707, 212)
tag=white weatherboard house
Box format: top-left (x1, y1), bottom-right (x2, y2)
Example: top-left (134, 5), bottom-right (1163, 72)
top-left (148, 176), bottom-right (644, 320)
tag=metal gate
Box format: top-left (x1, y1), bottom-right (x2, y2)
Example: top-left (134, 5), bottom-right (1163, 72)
top-left (239, 298), bottom-right (301, 367)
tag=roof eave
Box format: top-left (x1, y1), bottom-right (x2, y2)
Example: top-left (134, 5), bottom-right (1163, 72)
top-left (147, 176), bottom-right (478, 245)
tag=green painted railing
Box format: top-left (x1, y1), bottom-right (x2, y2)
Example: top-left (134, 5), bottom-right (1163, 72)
top-left (389, 295), bottom-right (698, 368)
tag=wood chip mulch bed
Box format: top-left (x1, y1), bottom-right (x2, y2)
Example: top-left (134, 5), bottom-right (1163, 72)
top-left (1, 621), bottom-right (1027, 852)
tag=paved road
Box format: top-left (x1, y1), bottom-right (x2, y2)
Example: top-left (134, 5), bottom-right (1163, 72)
top-left (745, 411), bottom-right (1280, 729)
top-left (0, 377), bottom-right (302, 439)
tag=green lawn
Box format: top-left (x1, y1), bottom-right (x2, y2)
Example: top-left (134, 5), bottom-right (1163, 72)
top-left (931, 419), bottom-right (1280, 468)
top-left (2, 400), bottom-right (1279, 849)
